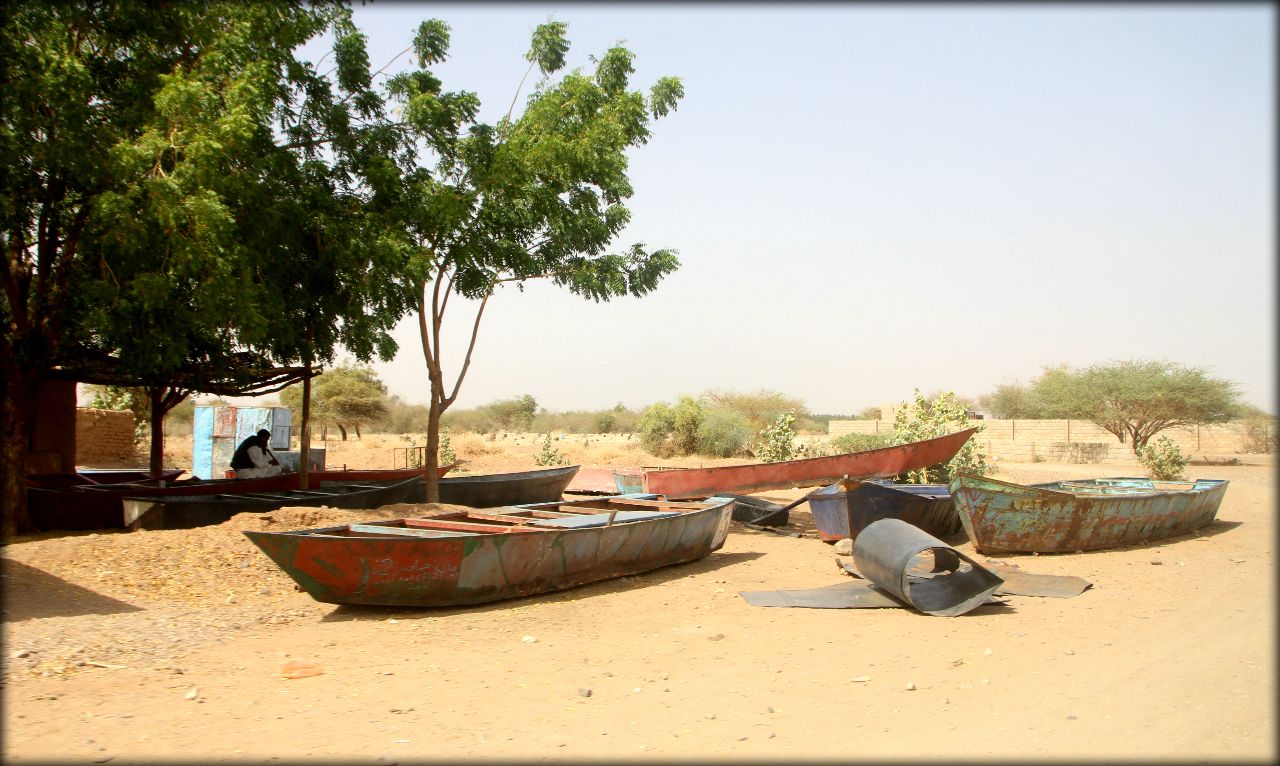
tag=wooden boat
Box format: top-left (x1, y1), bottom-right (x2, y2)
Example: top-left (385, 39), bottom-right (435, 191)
top-left (25, 465), bottom-right (456, 532)
top-left (808, 480), bottom-right (959, 543)
top-left (27, 468), bottom-right (186, 489)
top-left (564, 466), bottom-right (633, 495)
top-left (948, 474), bottom-right (1230, 553)
top-left (122, 477), bottom-right (427, 531)
top-left (243, 494), bottom-right (736, 607)
top-left (612, 428), bottom-right (978, 499)
top-left (434, 465), bottom-right (580, 507)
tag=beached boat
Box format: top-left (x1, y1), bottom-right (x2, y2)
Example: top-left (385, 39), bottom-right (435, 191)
top-left (26, 465), bottom-right (456, 532)
top-left (808, 479), bottom-right (959, 543)
top-left (27, 468), bottom-right (186, 490)
top-left (122, 477), bottom-right (427, 531)
top-left (434, 465), bottom-right (580, 507)
top-left (948, 474), bottom-right (1230, 553)
top-left (564, 466), bottom-right (631, 495)
top-left (612, 428), bottom-right (978, 499)
top-left (243, 494), bottom-right (736, 607)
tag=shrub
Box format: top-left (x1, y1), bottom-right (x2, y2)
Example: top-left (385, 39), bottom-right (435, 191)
top-left (1135, 435), bottom-right (1187, 480)
top-left (670, 396), bottom-right (703, 455)
top-left (756, 411), bottom-right (799, 463)
top-left (892, 389), bottom-right (988, 483)
top-left (830, 432), bottom-right (896, 453)
top-left (534, 433), bottom-right (569, 467)
top-left (695, 408), bottom-right (752, 458)
top-left (637, 402), bottom-right (676, 456)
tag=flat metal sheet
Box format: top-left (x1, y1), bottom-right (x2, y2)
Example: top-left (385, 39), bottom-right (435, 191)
top-left (740, 581), bottom-right (1006, 609)
top-left (836, 557), bottom-right (1092, 599)
top-left (739, 582), bottom-right (906, 609)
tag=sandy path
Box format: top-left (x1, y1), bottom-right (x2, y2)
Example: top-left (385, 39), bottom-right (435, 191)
top-left (3, 458), bottom-right (1274, 762)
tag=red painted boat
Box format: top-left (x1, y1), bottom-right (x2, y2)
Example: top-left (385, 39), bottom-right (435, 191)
top-left (244, 494), bottom-right (736, 607)
top-left (25, 465), bottom-right (457, 532)
top-left (613, 428), bottom-right (978, 499)
top-left (564, 466), bottom-right (636, 494)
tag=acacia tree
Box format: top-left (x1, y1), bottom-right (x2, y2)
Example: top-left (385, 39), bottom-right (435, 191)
top-left (386, 21), bottom-right (684, 500)
top-left (1045, 360), bottom-right (1241, 450)
top-left (281, 365), bottom-right (389, 440)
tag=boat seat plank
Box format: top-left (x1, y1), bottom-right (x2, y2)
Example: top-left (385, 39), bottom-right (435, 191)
top-left (402, 518), bottom-right (549, 534)
top-left (349, 524), bottom-right (480, 538)
top-left (527, 510), bottom-right (683, 529)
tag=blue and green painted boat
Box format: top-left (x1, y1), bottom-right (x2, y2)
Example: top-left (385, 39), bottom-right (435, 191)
top-left (948, 474), bottom-right (1230, 554)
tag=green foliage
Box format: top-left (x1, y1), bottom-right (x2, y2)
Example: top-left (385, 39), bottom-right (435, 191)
top-left (702, 389), bottom-right (809, 433)
top-left (486, 395), bottom-right (539, 431)
top-left (385, 18), bottom-right (683, 498)
top-left (891, 389), bottom-right (988, 483)
top-left (280, 366), bottom-right (389, 439)
top-left (756, 412), bottom-right (799, 463)
top-left (637, 402), bottom-right (677, 457)
top-left (85, 385), bottom-right (148, 439)
top-left (695, 408), bottom-right (752, 458)
top-left (1135, 436), bottom-right (1188, 480)
top-left (438, 427), bottom-right (457, 467)
top-left (979, 360), bottom-right (1242, 451)
top-left (381, 396), bottom-right (432, 434)
top-left (670, 396), bottom-right (703, 456)
top-left (831, 432), bottom-right (896, 453)
top-left (534, 433), bottom-right (570, 467)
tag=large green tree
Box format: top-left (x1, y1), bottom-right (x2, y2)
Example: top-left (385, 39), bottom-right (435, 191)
top-left (385, 21), bottom-right (684, 501)
top-left (1, 2), bottom-right (416, 535)
top-left (980, 360), bottom-right (1242, 450)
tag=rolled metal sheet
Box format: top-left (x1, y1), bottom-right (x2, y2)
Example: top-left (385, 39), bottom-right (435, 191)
top-left (852, 517), bottom-right (1004, 616)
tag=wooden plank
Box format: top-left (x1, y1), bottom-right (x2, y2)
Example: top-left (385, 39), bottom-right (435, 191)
top-left (401, 518), bottom-right (548, 534)
top-left (349, 524), bottom-right (479, 538)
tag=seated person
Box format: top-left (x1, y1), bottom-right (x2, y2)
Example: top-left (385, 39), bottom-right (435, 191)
top-left (230, 429), bottom-right (283, 478)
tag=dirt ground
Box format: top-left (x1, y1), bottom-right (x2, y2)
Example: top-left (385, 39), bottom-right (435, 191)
top-left (2, 433), bottom-right (1275, 763)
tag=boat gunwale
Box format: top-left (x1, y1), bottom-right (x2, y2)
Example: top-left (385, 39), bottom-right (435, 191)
top-left (952, 472), bottom-right (1228, 502)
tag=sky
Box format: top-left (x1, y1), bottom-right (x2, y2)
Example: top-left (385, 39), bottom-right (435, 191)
top-left (292, 2), bottom-right (1275, 415)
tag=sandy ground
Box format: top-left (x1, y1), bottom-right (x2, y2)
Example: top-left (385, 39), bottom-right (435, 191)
top-left (2, 434), bottom-right (1275, 763)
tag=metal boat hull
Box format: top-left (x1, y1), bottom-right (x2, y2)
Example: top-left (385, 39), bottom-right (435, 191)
top-left (243, 495), bottom-right (735, 607)
top-left (949, 474), bottom-right (1229, 553)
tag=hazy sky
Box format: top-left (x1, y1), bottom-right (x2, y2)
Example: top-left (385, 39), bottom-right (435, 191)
top-left (305, 2), bottom-right (1275, 414)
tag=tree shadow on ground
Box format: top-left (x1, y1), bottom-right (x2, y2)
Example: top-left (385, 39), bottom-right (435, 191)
top-left (320, 550), bottom-right (767, 622)
top-left (1, 560), bottom-right (143, 621)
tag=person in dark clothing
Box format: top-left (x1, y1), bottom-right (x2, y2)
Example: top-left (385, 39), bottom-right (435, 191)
top-left (230, 429), bottom-right (281, 478)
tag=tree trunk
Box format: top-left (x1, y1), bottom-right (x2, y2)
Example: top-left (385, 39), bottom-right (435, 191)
top-left (424, 397), bottom-right (442, 503)
top-left (355, 422), bottom-right (361, 439)
top-left (148, 386), bottom-right (165, 476)
top-left (337, 424), bottom-right (347, 441)
top-left (299, 363), bottom-right (311, 490)
top-left (1, 371), bottom-right (38, 538)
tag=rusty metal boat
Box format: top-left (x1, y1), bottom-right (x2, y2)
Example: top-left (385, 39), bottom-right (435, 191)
top-left (808, 479), bottom-right (959, 543)
top-left (435, 465), bottom-right (579, 507)
top-left (122, 476), bottom-right (428, 531)
top-left (948, 474), bottom-right (1229, 553)
top-left (26, 465), bottom-right (455, 532)
top-left (612, 428), bottom-right (978, 499)
top-left (243, 494), bottom-right (736, 607)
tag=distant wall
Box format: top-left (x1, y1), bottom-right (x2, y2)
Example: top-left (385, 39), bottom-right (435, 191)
top-left (828, 418), bottom-right (1276, 465)
top-left (75, 408), bottom-right (138, 465)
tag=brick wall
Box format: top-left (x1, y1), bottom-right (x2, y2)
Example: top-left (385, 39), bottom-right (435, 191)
top-left (828, 418), bottom-right (1276, 465)
top-left (75, 408), bottom-right (139, 465)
